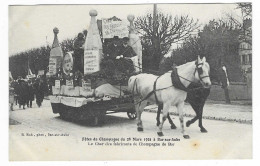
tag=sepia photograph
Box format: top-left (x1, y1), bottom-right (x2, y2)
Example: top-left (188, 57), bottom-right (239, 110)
top-left (8, 2), bottom-right (253, 161)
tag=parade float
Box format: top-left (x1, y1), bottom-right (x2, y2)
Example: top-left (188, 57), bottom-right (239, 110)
top-left (48, 10), bottom-right (142, 125)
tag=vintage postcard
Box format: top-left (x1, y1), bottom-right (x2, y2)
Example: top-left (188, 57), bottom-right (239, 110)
top-left (8, 3), bottom-right (252, 161)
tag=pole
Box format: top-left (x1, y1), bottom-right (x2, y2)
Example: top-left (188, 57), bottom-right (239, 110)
top-left (153, 4), bottom-right (157, 47)
top-left (153, 4), bottom-right (157, 27)
top-left (153, 4), bottom-right (158, 70)
top-left (153, 4), bottom-right (157, 43)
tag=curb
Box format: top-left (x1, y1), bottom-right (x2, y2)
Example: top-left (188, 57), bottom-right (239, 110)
top-left (144, 108), bottom-right (252, 125)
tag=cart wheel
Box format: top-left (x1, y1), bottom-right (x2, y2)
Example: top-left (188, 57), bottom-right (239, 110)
top-left (59, 111), bottom-right (70, 121)
top-left (59, 112), bottom-right (67, 120)
top-left (127, 111), bottom-right (137, 120)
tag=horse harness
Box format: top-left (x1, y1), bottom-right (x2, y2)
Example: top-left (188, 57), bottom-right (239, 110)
top-left (133, 61), bottom-right (210, 106)
top-left (152, 68), bottom-right (190, 105)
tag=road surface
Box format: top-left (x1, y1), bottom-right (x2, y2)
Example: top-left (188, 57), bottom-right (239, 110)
top-left (9, 100), bottom-right (252, 160)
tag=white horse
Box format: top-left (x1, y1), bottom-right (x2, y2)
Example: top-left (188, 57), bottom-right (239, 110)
top-left (128, 56), bottom-right (211, 139)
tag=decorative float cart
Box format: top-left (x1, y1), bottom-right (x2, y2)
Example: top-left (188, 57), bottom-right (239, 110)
top-left (48, 10), bottom-right (142, 125)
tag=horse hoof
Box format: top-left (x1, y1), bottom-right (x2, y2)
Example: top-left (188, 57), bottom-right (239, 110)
top-left (183, 135), bottom-right (190, 139)
top-left (156, 122), bottom-right (160, 127)
top-left (200, 128), bottom-right (208, 133)
top-left (157, 132), bottom-right (164, 137)
top-left (186, 121), bottom-right (191, 127)
top-left (171, 125), bottom-right (177, 129)
top-left (137, 127), bottom-right (143, 131)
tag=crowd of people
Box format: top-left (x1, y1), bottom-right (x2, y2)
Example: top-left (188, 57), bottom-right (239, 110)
top-left (9, 76), bottom-right (46, 111)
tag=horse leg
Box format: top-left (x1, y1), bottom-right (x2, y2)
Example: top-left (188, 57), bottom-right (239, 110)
top-left (167, 113), bottom-right (177, 129)
top-left (157, 103), bottom-right (170, 136)
top-left (198, 101), bottom-right (207, 133)
top-left (186, 116), bottom-right (198, 127)
top-left (177, 102), bottom-right (189, 139)
top-left (136, 100), bottom-right (147, 132)
top-left (157, 104), bottom-right (176, 129)
top-left (186, 100), bottom-right (199, 127)
top-left (156, 104), bottom-right (163, 126)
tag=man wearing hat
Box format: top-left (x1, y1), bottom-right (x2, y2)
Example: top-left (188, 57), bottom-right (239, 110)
top-left (116, 37), bottom-right (136, 74)
top-left (105, 36), bottom-right (121, 59)
top-left (102, 36), bottom-right (135, 75)
top-left (118, 37), bottom-right (136, 58)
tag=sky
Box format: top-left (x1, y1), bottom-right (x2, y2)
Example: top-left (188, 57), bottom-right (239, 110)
top-left (9, 4), bottom-right (242, 55)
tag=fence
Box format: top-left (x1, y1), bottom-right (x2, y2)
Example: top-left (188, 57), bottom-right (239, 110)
top-left (208, 81), bottom-right (252, 101)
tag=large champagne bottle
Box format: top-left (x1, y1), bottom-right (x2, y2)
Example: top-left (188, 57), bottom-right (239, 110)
top-left (84, 10), bottom-right (103, 75)
top-left (49, 27), bottom-right (63, 76)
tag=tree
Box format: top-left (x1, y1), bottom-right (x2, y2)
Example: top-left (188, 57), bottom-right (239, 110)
top-left (9, 38), bottom-right (74, 79)
top-left (237, 3), bottom-right (252, 18)
top-left (163, 19), bottom-right (243, 82)
top-left (159, 19), bottom-right (245, 104)
top-left (226, 3), bottom-right (252, 43)
top-left (135, 12), bottom-right (199, 70)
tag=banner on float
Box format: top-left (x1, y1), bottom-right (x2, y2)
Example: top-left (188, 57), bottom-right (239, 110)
top-left (102, 19), bottom-right (128, 38)
top-left (49, 58), bottom-right (57, 75)
top-left (84, 50), bottom-right (100, 75)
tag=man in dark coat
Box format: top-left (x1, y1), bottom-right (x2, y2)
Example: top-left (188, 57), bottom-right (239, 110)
top-left (73, 32), bottom-right (85, 73)
top-left (27, 80), bottom-right (35, 108)
top-left (119, 37), bottom-right (136, 58)
top-left (100, 36), bottom-right (121, 77)
top-left (12, 80), bottom-right (19, 105)
top-left (17, 77), bottom-right (28, 109)
top-left (117, 37), bottom-right (136, 74)
top-left (105, 36), bottom-right (121, 59)
top-left (34, 78), bottom-right (45, 107)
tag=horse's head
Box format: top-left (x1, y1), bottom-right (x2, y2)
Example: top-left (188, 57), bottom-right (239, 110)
top-left (194, 56), bottom-right (211, 88)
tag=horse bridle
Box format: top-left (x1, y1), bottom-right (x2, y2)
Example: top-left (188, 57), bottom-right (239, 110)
top-left (194, 61), bottom-right (210, 82)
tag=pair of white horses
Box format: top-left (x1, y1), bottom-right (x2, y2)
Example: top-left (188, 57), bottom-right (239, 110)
top-left (128, 56), bottom-right (211, 139)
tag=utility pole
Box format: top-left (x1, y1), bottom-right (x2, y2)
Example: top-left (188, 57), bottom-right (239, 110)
top-left (153, 4), bottom-right (157, 29)
top-left (152, 4), bottom-right (159, 70)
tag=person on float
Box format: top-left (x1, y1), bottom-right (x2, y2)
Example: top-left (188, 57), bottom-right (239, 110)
top-left (73, 32), bottom-right (85, 73)
top-left (100, 36), bottom-right (121, 76)
top-left (116, 37), bottom-right (136, 74)
top-left (105, 36), bottom-right (121, 60)
top-left (83, 30), bottom-right (88, 40)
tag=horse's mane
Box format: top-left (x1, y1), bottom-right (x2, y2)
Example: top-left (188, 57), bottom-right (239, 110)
top-left (176, 60), bottom-right (195, 69)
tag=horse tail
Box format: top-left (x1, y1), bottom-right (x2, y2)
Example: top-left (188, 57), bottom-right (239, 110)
top-left (128, 75), bottom-right (138, 94)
